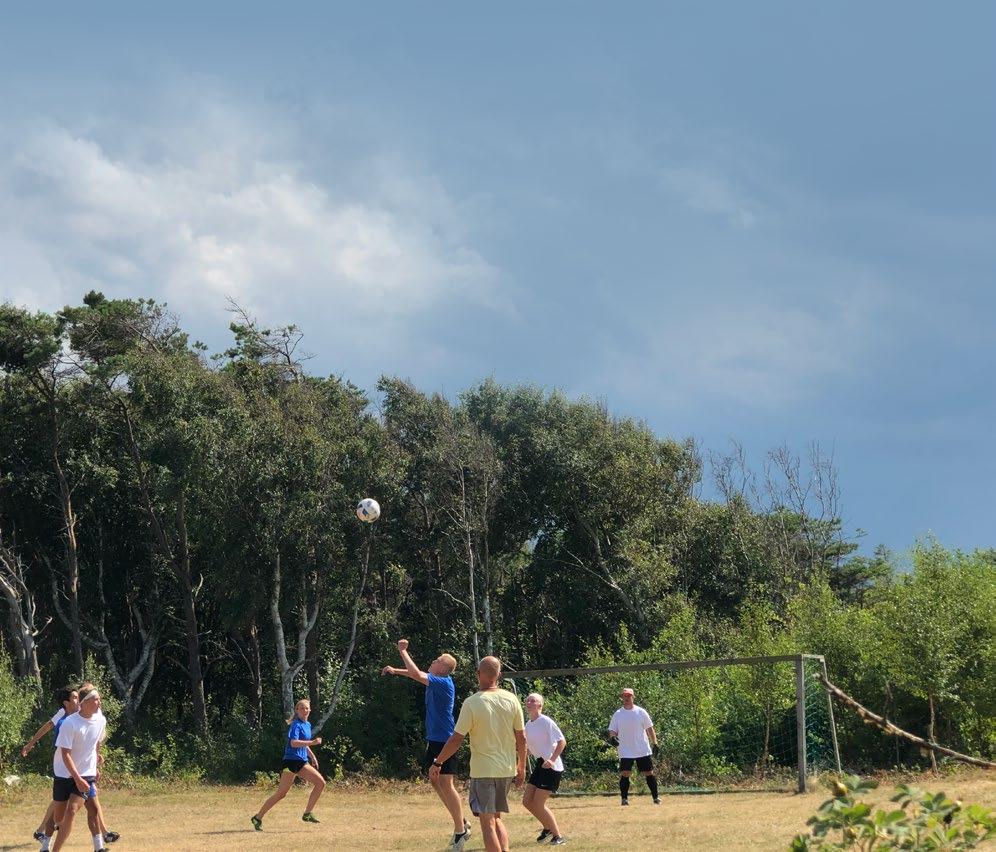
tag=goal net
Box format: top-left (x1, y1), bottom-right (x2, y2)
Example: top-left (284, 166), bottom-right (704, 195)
top-left (503, 654), bottom-right (840, 795)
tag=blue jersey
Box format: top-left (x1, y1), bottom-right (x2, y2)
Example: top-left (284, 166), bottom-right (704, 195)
top-left (425, 674), bottom-right (456, 742)
top-left (52, 709), bottom-right (68, 749)
top-left (283, 718), bottom-right (311, 761)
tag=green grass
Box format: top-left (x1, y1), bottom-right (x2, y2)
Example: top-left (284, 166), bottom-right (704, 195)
top-left (1, 770), bottom-right (992, 851)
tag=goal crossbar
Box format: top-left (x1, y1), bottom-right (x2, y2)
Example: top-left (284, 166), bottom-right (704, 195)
top-left (504, 653), bottom-right (824, 679)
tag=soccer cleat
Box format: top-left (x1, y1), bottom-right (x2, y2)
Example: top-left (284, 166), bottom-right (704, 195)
top-left (621, 798), bottom-right (629, 806)
top-left (537, 828), bottom-right (551, 842)
top-left (550, 837), bottom-right (567, 846)
top-left (451, 829), bottom-right (470, 851)
top-left (103, 831), bottom-right (121, 843)
top-left (302, 812), bottom-right (320, 823)
top-left (33, 831), bottom-right (46, 842)
top-left (250, 815), bottom-right (263, 831)
top-left (653, 797), bottom-right (661, 805)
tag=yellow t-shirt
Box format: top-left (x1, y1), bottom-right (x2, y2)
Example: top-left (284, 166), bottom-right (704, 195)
top-left (454, 688), bottom-right (524, 778)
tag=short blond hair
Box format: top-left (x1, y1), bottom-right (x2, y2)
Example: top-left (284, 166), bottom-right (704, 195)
top-left (526, 692), bottom-right (544, 707)
top-left (478, 656), bottom-right (501, 681)
top-left (438, 653), bottom-right (457, 674)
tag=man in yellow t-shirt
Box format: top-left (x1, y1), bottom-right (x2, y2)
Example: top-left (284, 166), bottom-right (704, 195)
top-left (429, 656), bottom-right (526, 852)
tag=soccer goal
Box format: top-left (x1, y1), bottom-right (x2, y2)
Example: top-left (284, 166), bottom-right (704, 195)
top-left (504, 653), bottom-right (841, 795)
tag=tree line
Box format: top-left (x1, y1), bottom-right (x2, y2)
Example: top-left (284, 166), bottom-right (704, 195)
top-left (0, 293), bottom-right (992, 780)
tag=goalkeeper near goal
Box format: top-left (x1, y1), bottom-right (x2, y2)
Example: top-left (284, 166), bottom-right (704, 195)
top-left (607, 687), bottom-right (661, 806)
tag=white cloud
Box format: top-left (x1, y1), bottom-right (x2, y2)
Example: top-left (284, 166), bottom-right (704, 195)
top-left (657, 165), bottom-right (759, 228)
top-left (0, 101), bottom-right (503, 366)
top-left (597, 267), bottom-right (888, 410)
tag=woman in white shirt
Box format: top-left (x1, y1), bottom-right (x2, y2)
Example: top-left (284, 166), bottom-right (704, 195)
top-left (522, 693), bottom-right (567, 846)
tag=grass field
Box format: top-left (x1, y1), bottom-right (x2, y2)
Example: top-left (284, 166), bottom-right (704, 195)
top-left (2, 772), bottom-right (993, 851)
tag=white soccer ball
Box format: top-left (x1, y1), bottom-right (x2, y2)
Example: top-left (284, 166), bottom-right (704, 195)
top-left (356, 498), bottom-right (381, 523)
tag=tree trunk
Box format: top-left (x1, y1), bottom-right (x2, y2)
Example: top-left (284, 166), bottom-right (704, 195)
top-left (927, 693), bottom-right (938, 772)
top-left (248, 623), bottom-right (263, 729)
top-left (175, 492), bottom-right (208, 734)
top-left (0, 545), bottom-right (43, 684)
top-left (306, 619), bottom-right (320, 710)
top-left (93, 550), bottom-right (159, 727)
top-left (314, 529), bottom-right (373, 733)
top-left (49, 404), bottom-right (84, 678)
top-left (460, 469), bottom-right (481, 664)
top-left (119, 400), bottom-right (208, 735)
top-left (481, 534), bottom-right (493, 657)
top-left (270, 550), bottom-right (319, 721)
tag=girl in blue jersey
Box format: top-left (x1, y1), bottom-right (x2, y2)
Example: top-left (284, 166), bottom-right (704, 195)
top-left (251, 699), bottom-right (326, 831)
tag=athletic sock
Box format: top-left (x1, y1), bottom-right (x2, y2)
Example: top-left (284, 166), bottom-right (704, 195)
top-left (619, 776), bottom-right (630, 799)
top-left (93, 833), bottom-right (104, 850)
top-left (39, 836), bottom-right (51, 852)
top-left (647, 774), bottom-right (659, 799)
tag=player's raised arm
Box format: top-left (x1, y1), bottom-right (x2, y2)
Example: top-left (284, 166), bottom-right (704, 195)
top-left (393, 638), bottom-right (430, 685)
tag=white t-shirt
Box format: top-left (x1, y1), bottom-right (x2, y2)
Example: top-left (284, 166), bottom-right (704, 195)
top-left (524, 714), bottom-right (565, 772)
top-left (54, 712), bottom-right (106, 778)
top-left (608, 705), bottom-right (654, 759)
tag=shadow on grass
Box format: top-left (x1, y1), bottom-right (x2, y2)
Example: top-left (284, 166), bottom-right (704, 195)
top-left (196, 828), bottom-right (311, 836)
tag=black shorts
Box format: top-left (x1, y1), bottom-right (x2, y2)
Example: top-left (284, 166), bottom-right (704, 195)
top-left (619, 755), bottom-right (654, 773)
top-left (528, 765), bottom-right (562, 792)
top-left (281, 758), bottom-right (307, 774)
top-left (423, 740), bottom-right (455, 775)
top-left (53, 775), bottom-right (95, 802)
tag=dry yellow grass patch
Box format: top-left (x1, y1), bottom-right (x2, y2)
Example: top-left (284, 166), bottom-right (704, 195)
top-left (1, 772), bottom-right (992, 851)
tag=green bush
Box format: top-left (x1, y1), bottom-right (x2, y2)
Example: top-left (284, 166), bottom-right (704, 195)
top-left (0, 646), bottom-right (37, 773)
top-left (791, 774), bottom-right (995, 850)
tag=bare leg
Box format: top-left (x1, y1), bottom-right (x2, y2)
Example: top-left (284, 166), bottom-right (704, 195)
top-left (85, 797), bottom-right (101, 836)
top-left (92, 796), bottom-right (110, 835)
top-left (529, 788), bottom-right (560, 836)
top-left (495, 814), bottom-right (510, 850)
top-left (296, 764), bottom-right (326, 814)
top-left (522, 783), bottom-right (540, 822)
top-left (430, 772), bottom-right (466, 832)
top-left (478, 813), bottom-right (503, 852)
top-left (36, 800), bottom-right (55, 834)
top-left (51, 795), bottom-right (83, 852)
top-left (41, 800), bottom-right (57, 835)
top-left (255, 771), bottom-right (296, 820)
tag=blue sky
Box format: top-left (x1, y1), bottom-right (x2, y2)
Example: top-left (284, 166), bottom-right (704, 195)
top-left (1, 3), bottom-right (994, 556)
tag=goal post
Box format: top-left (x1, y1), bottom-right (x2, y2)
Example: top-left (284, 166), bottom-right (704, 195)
top-left (503, 653), bottom-right (841, 795)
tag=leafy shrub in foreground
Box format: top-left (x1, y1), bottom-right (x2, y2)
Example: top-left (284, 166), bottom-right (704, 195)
top-left (791, 774), bottom-right (995, 850)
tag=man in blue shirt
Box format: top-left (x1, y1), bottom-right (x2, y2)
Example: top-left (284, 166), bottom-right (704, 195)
top-left (382, 639), bottom-right (470, 849)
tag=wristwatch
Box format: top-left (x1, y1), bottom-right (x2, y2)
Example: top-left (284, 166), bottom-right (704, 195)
top-left (432, 759), bottom-right (443, 767)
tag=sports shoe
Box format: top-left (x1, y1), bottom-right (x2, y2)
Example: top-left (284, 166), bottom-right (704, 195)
top-left (302, 812), bottom-right (320, 823)
top-left (250, 815), bottom-right (263, 831)
top-left (451, 829), bottom-right (470, 850)
top-left (464, 819), bottom-right (472, 834)
top-left (653, 797), bottom-right (661, 805)
top-left (103, 831), bottom-right (121, 843)
top-left (621, 798), bottom-right (629, 806)
top-left (550, 837), bottom-right (567, 846)
top-left (537, 828), bottom-right (552, 842)
top-left (33, 831), bottom-right (46, 842)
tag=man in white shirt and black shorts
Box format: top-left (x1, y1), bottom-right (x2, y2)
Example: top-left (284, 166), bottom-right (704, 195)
top-left (607, 687), bottom-right (660, 806)
top-left (52, 687), bottom-right (107, 852)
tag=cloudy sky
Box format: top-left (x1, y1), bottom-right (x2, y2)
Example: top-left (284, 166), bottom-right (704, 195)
top-left (2, 2), bottom-right (993, 556)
